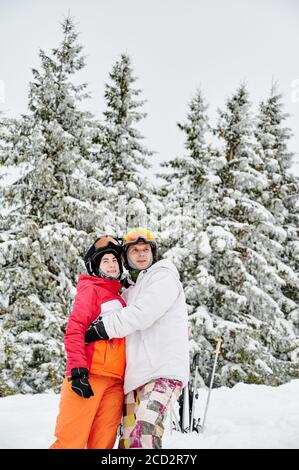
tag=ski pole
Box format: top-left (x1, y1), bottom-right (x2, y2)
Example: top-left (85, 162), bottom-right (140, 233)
top-left (181, 384), bottom-right (190, 432)
top-left (200, 337), bottom-right (223, 433)
top-left (170, 401), bottom-right (182, 433)
top-left (189, 353), bottom-right (200, 432)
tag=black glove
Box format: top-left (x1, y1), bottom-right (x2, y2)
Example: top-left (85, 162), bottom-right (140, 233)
top-left (85, 318), bottom-right (109, 344)
top-left (69, 367), bottom-right (94, 398)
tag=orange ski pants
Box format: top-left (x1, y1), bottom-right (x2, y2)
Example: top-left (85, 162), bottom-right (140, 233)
top-left (50, 374), bottom-right (124, 449)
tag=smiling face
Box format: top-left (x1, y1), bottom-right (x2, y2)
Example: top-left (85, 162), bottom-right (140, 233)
top-left (127, 242), bottom-right (153, 270)
top-left (99, 253), bottom-right (120, 278)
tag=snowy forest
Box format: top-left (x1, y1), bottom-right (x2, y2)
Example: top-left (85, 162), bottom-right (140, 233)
top-left (0, 18), bottom-right (298, 397)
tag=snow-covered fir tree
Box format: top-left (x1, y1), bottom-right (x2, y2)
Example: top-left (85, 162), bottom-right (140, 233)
top-left (255, 85), bottom-right (299, 335)
top-left (203, 84), bottom-right (299, 385)
top-left (96, 53), bottom-right (162, 232)
top-left (158, 89), bottom-right (220, 277)
top-left (161, 85), bottom-right (299, 387)
top-left (255, 85), bottom-right (297, 219)
top-left (0, 18), bottom-right (113, 395)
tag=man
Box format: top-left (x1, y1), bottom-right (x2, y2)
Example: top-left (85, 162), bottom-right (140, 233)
top-left (85, 228), bottom-right (189, 449)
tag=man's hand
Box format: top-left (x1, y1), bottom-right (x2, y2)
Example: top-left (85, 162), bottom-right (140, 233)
top-left (69, 368), bottom-right (94, 398)
top-left (85, 318), bottom-right (109, 344)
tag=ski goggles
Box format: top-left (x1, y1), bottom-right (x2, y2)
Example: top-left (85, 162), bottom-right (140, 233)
top-left (89, 236), bottom-right (123, 265)
top-left (94, 235), bottom-right (122, 249)
top-left (123, 228), bottom-right (156, 246)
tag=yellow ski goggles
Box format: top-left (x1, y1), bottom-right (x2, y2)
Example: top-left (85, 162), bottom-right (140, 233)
top-left (123, 228), bottom-right (156, 246)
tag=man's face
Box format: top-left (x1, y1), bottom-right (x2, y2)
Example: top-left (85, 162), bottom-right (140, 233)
top-left (127, 242), bottom-right (153, 270)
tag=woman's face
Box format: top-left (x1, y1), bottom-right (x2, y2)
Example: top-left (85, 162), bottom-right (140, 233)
top-left (99, 253), bottom-right (120, 277)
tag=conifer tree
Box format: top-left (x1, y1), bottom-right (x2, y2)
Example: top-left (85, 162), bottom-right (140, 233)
top-left (255, 85), bottom-right (299, 332)
top-left (161, 85), bottom-right (299, 386)
top-left (98, 54), bottom-right (162, 232)
top-left (0, 18), bottom-right (112, 395)
top-left (198, 84), bottom-right (299, 385)
top-left (158, 90), bottom-right (220, 279)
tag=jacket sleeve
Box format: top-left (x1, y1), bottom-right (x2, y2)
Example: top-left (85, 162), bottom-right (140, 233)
top-left (102, 269), bottom-right (180, 338)
top-left (64, 284), bottom-right (99, 371)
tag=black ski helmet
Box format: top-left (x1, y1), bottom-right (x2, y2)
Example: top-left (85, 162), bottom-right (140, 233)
top-left (84, 235), bottom-right (123, 279)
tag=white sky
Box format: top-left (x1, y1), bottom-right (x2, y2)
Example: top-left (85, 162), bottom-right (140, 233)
top-left (1, 0), bottom-right (299, 174)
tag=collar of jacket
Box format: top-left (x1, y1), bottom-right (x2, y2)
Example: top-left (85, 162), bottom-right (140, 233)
top-left (78, 274), bottom-right (121, 294)
top-left (135, 266), bottom-right (152, 283)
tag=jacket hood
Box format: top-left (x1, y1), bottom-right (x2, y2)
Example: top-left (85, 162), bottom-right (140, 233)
top-left (77, 274), bottom-right (121, 294)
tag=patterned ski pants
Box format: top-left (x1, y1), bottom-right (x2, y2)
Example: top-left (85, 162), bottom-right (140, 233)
top-left (118, 377), bottom-right (182, 449)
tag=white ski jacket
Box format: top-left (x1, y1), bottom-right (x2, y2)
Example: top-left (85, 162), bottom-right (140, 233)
top-left (102, 259), bottom-right (190, 394)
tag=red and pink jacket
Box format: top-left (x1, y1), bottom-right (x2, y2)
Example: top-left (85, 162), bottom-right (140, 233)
top-left (64, 274), bottom-right (126, 379)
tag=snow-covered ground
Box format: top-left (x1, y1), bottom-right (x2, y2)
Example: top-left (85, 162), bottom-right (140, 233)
top-left (0, 380), bottom-right (298, 449)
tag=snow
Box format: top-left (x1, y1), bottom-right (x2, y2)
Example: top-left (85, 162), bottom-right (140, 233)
top-left (222, 196), bottom-right (236, 212)
top-left (0, 164), bottom-right (27, 187)
top-left (208, 226), bottom-right (237, 250)
top-left (254, 358), bottom-right (273, 374)
top-left (166, 380), bottom-right (299, 449)
top-left (0, 165), bottom-right (28, 217)
top-left (214, 238), bottom-right (226, 252)
top-left (126, 181), bottom-right (138, 193)
top-left (189, 306), bottom-right (214, 337)
top-left (0, 380), bottom-right (298, 449)
top-left (195, 232), bottom-right (211, 258)
top-left (17, 331), bottom-right (45, 344)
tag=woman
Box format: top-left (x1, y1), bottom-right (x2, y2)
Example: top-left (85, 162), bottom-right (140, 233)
top-left (50, 235), bottom-right (126, 449)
